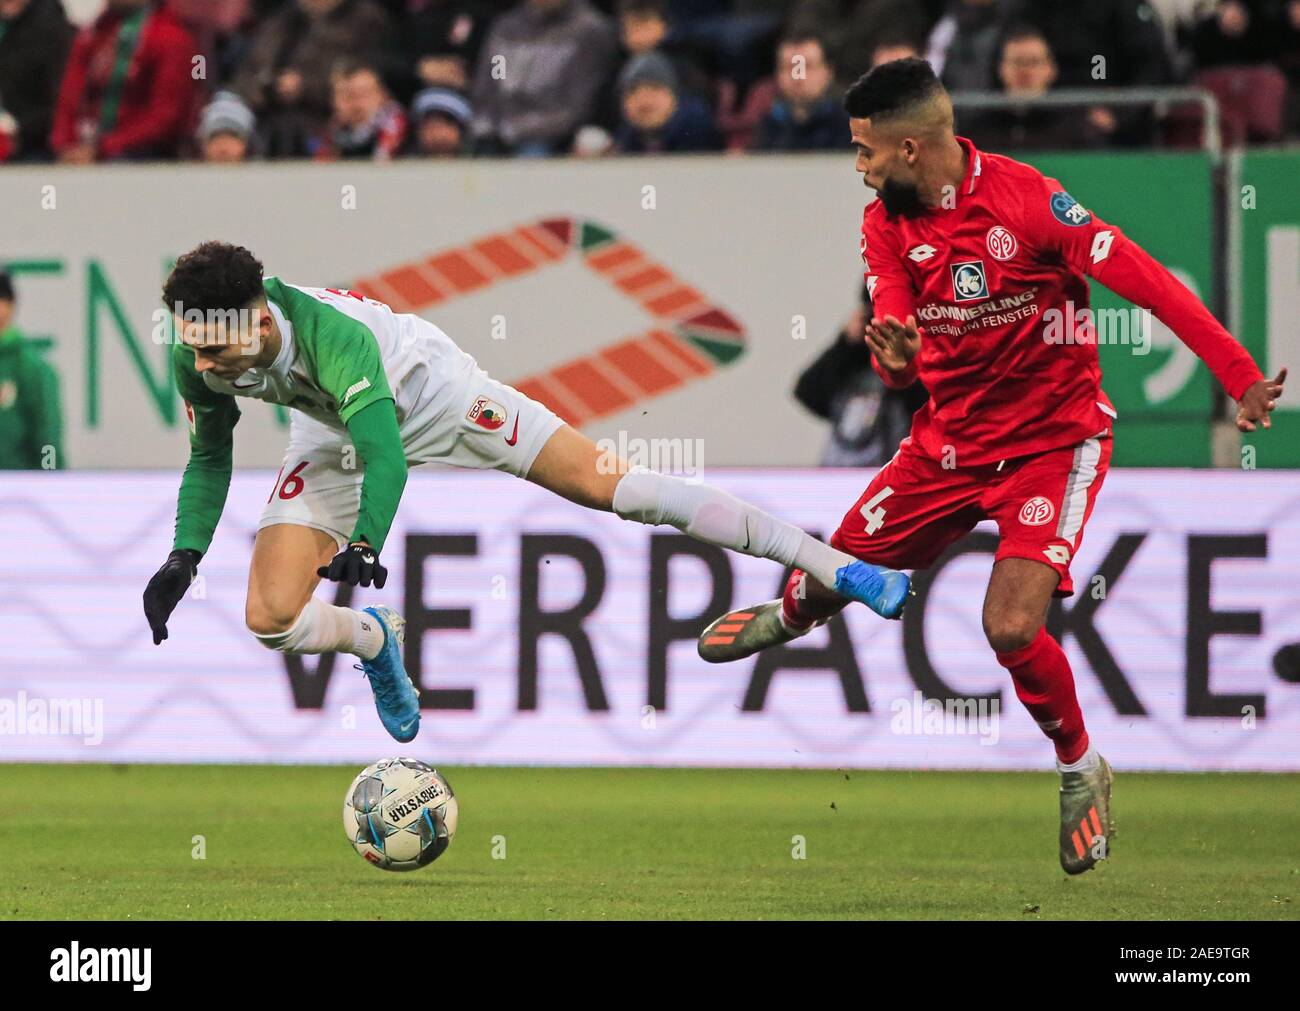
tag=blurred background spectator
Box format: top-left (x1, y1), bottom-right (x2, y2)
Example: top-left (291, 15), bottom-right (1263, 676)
top-left (316, 58), bottom-right (407, 159)
top-left (0, 268), bottom-right (65, 470)
top-left (614, 50), bottom-right (721, 152)
top-left (397, 0), bottom-right (496, 101)
top-left (196, 88), bottom-right (256, 161)
top-left (0, 0), bottom-right (76, 162)
top-left (754, 30), bottom-right (847, 150)
top-left (469, 0), bottom-right (617, 156)
top-left (233, 0), bottom-right (396, 159)
top-left (961, 25), bottom-right (1109, 149)
top-left (50, 0), bottom-right (200, 162)
top-left (925, 0), bottom-right (1016, 92)
top-left (794, 282), bottom-right (927, 467)
top-left (408, 85), bottom-right (471, 156)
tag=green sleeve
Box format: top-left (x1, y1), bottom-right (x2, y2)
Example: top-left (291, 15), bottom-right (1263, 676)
top-left (171, 342), bottom-right (240, 557)
top-left (267, 281), bottom-right (394, 424)
top-left (344, 398), bottom-right (408, 554)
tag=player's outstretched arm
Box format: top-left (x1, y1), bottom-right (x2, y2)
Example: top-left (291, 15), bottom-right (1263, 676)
top-left (145, 352), bottom-right (240, 644)
top-left (1030, 181), bottom-right (1274, 414)
top-left (317, 398), bottom-right (407, 588)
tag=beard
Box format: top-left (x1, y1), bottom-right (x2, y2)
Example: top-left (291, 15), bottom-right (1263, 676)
top-left (874, 175), bottom-right (926, 218)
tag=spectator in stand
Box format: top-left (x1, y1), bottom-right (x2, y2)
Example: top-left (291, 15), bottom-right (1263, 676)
top-left (785, 1), bottom-right (933, 81)
top-left (925, 0), bottom-right (1017, 92)
top-left (870, 31), bottom-right (922, 68)
top-left (0, 269), bottom-right (65, 471)
top-left (316, 58), bottom-right (407, 159)
top-left (196, 89), bottom-right (255, 161)
top-left (171, 0), bottom-right (253, 88)
top-left (233, 0), bottom-right (396, 158)
top-left (408, 86), bottom-right (471, 156)
top-left (617, 0), bottom-right (713, 95)
top-left (793, 282), bottom-right (927, 467)
top-left (398, 0), bottom-right (496, 102)
top-left (0, 0), bottom-right (75, 162)
top-left (962, 25), bottom-right (1108, 150)
top-left (1021, 0), bottom-right (1172, 146)
top-left (1188, 0), bottom-right (1272, 68)
top-left (50, 0), bottom-right (200, 162)
top-left (614, 50), bottom-right (721, 153)
top-left (754, 32), bottom-right (846, 150)
top-left (469, 0), bottom-right (617, 156)
top-left (1277, 0), bottom-right (1300, 135)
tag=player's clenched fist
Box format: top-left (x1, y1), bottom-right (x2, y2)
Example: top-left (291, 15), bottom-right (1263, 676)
top-left (864, 313), bottom-right (922, 374)
top-left (143, 549), bottom-right (201, 645)
top-left (318, 542), bottom-right (387, 588)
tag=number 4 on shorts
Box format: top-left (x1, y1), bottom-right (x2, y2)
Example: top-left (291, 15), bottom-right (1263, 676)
top-left (859, 485), bottom-right (894, 535)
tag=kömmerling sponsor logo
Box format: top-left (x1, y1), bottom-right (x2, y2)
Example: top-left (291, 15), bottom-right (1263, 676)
top-left (890, 690), bottom-right (1000, 746)
top-left (596, 431), bottom-right (706, 482)
top-left (0, 690), bottom-right (104, 745)
top-left (1042, 302), bottom-right (1152, 355)
top-left (49, 942), bottom-right (151, 991)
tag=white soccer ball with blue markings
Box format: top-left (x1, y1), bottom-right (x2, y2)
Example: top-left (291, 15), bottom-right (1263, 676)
top-left (343, 758), bottom-right (458, 871)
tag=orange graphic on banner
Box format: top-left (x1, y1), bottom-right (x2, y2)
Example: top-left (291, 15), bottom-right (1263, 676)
top-left (348, 217), bottom-right (746, 427)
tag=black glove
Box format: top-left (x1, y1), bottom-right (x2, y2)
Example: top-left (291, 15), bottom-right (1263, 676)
top-left (143, 549), bottom-right (201, 645)
top-left (317, 542), bottom-right (387, 588)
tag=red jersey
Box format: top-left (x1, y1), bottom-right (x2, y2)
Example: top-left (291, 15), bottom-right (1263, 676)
top-left (862, 137), bottom-right (1263, 466)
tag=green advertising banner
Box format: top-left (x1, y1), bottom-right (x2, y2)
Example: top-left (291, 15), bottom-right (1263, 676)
top-left (1234, 149), bottom-right (1300, 468)
top-left (1024, 152), bottom-right (1217, 466)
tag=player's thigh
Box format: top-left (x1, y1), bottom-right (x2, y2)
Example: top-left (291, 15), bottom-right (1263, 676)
top-left (986, 433), bottom-right (1112, 598)
top-left (250, 436), bottom-right (360, 635)
top-left (429, 369), bottom-right (569, 487)
top-left (246, 522), bottom-right (340, 635)
top-left (524, 423), bottom-right (621, 511)
top-left (832, 443), bottom-right (982, 569)
top-left (981, 557), bottom-right (1060, 654)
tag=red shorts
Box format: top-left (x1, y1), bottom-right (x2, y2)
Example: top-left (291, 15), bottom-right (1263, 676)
top-left (831, 433), bottom-right (1113, 596)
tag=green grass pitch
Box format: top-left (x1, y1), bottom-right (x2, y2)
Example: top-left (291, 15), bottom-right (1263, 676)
top-left (2, 765), bottom-right (1297, 920)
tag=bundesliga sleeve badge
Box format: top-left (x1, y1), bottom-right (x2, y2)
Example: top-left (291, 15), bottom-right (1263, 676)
top-left (1050, 191), bottom-right (1092, 227)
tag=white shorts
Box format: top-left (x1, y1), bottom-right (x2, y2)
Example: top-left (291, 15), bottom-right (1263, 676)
top-left (258, 368), bottom-right (564, 547)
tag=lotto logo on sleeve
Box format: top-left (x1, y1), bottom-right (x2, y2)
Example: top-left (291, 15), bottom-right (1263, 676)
top-left (466, 396), bottom-right (508, 431)
top-left (950, 260), bottom-right (989, 302)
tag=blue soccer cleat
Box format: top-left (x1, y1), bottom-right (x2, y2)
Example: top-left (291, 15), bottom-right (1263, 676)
top-left (833, 561), bottom-right (913, 620)
top-left (359, 606), bottom-right (421, 743)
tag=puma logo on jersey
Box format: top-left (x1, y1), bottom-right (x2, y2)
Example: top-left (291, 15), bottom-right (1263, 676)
top-left (343, 377), bottom-right (372, 404)
top-left (908, 244), bottom-right (938, 263)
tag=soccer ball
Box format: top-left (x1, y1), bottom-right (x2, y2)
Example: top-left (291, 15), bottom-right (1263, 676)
top-left (342, 758), bottom-right (458, 871)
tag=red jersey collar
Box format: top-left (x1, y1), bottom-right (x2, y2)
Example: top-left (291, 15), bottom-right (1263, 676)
top-left (956, 136), bottom-right (981, 197)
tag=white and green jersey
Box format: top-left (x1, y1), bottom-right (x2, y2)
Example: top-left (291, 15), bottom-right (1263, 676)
top-left (170, 278), bottom-right (479, 556)
top-left (180, 277), bottom-right (477, 446)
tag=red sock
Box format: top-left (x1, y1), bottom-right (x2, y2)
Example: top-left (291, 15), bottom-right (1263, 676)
top-left (996, 627), bottom-right (1089, 764)
top-left (781, 569), bottom-right (847, 630)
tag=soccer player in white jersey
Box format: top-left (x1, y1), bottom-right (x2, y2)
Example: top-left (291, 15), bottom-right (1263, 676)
top-left (143, 242), bottom-right (910, 742)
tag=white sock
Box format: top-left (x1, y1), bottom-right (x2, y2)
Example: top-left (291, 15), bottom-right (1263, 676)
top-left (252, 597), bottom-right (385, 660)
top-left (1057, 745), bottom-right (1101, 774)
top-left (612, 469), bottom-right (860, 589)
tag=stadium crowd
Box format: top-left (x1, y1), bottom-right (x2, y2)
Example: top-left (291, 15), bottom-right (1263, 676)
top-left (0, 0), bottom-right (1298, 164)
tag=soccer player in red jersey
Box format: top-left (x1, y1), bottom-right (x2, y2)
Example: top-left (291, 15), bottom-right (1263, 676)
top-left (699, 58), bottom-right (1287, 873)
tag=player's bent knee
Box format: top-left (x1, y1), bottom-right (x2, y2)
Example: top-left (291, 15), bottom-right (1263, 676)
top-left (245, 598), bottom-right (306, 642)
top-left (984, 614), bottom-right (1041, 656)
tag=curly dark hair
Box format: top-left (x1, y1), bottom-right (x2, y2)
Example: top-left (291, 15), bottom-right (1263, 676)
top-left (843, 56), bottom-right (943, 121)
top-left (161, 241), bottom-right (264, 315)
